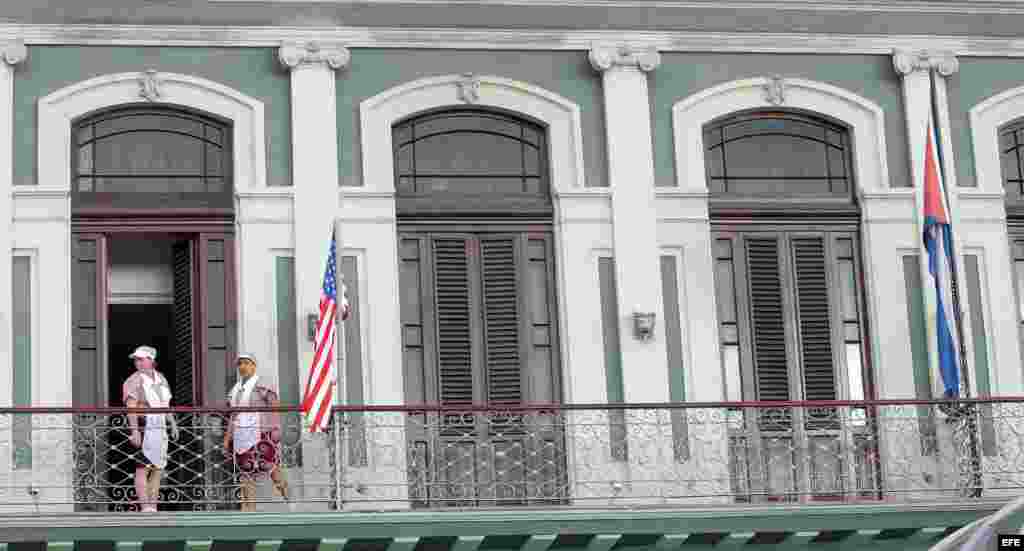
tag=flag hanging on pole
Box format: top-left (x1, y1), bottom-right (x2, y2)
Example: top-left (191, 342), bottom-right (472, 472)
top-left (921, 71), bottom-right (965, 399)
top-left (301, 225), bottom-right (352, 433)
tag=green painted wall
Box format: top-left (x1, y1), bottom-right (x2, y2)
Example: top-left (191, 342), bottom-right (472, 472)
top-left (946, 57), bottom-right (1024, 188)
top-left (336, 49), bottom-right (607, 187)
top-left (13, 46), bottom-right (292, 187)
top-left (650, 54), bottom-right (909, 188)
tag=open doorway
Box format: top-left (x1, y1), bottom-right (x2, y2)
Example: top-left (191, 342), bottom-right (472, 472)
top-left (107, 304), bottom-right (174, 407)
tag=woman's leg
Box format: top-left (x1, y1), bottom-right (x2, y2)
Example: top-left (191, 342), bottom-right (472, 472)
top-left (146, 467), bottom-right (162, 511)
top-left (134, 465), bottom-right (149, 511)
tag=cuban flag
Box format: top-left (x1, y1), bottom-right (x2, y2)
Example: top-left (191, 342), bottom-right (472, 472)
top-left (921, 73), bottom-right (963, 399)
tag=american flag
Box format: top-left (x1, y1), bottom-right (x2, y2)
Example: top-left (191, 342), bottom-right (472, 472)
top-left (301, 226), bottom-right (351, 432)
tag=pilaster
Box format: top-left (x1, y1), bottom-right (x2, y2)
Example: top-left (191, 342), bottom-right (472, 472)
top-left (279, 42), bottom-right (350, 402)
top-left (0, 41), bottom-right (25, 401)
top-left (589, 43), bottom-right (668, 403)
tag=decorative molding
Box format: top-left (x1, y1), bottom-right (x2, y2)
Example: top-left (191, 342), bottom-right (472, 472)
top-left (360, 73), bottom-right (585, 193)
top-left (672, 76), bottom-right (889, 195)
top-left (138, 69), bottom-right (162, 102)
top-left (1, 40), bottom-right (26, 66)
top-left (37, 71), bottom-right (266, 192)
top-left (970, 84), bottom-right (1024, 195)
top-left (892, 49), bottom-right (959, 76)
top-left (456, 73), bottom-right (481, 104)
top-left (763, 76), bottom-right (785, 105)
top-left (203, 0), bottom-right (1024, 15)
top-left (588, 43), bottom-right (661, 73)
top-left (278, 42), bottom-right (351, 71)
top-left (11, 25), bottom-right (1024, 56)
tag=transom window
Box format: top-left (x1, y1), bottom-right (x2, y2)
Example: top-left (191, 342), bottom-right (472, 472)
top-left (393, 108), bottom-right (550, 217)
top-left (704, 111), bottom-right (852, 201)
top-left (1000, 119), bottom-right (1024, 212)
top-left (72, 105), bottom-right (232, 210)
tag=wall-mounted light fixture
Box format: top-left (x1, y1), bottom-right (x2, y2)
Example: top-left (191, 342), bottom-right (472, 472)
top-left (632, 309), bottom-right (656, 341)
top-left (307, 313), bottom-right (319, 342)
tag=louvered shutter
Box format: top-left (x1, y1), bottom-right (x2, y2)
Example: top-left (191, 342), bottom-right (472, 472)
top-left (791, 237), bottom-right (837, 401)
top-left (745, 237), bottom-right (790, 401)
top-left (171, 241), bottom-right (195, 406)
top-left (432, 237), bottom-right (475, 407)
top-left (480, 237), bottom-right (522, 404)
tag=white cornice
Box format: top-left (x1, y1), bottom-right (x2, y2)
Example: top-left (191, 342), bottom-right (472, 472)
top-left (10, 25), bottom-right (1024, 56)
top-left (206, 0), bottom-right (1024, 16)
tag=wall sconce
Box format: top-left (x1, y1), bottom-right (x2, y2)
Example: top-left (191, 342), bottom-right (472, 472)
top-left (633, 310), bottom-right (656, 341)
top-left (307, 313), bottom-right (319, 342)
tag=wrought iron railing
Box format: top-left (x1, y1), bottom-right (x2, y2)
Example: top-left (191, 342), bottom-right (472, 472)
top-left (0, 399), bottom-right (1020, 512)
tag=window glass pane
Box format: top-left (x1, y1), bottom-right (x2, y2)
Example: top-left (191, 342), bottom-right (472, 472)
top-left (78, 177), bottom-right (92, 192)
top-left (706, 145), bottom-right (725, 178)
top-left (95, 114), bottom-right (203, 139)
top-left (722, 345), bottom-right (742, 401)
top-left (412, 177), bottom-right (529, 194)
top-left (395, 145), bottom-right (413, 174)
top-left (412, 133), bottom-right (525, 175)
top-left (205, 125), bottom-right (223, 145)
top-left (522, 126), bottom-right (541, 147)
top-left (523, 177), bottom-right (541, 193)
top-left (839, 259), bottom-right (857, 320)
top-left (723, 116), bottom-right (825, 142)
top-left (523, 145), bottom-right (541, 175)
top-left (94, 177), bottom-right (206, 193)
top-left (1016, 260), bottom-right (1024, 321)
top-left (397, 177), bottom-right (414, 193)
top-left (1002, 149), bottom-right (1021, 182)
top-left (206, 143), bottom-right (224, 176)
top-left (830, 179), bottom-right (848, 194)
top-left (717, 178), bottom-right (832, 195)
top-left (827, 145), bottom-right (847, 177)
top-left (77, 124), bottom-right (93, 146)
top-left (1000, 129), bottom-right (1017, 152)
top-left (722, 135), bottom-right (828, 178)
top-left (826, 130), bottom-right (844, 147)
top-left (93, 132), bottom-right (204, 175)
top-left (415, 112), bottom-right (522, 139)
top-left (77, 145), bottom-right (93, 174)
top-left (206, 178), bottom-right (225, 193)
top-left (846, 343), bottom-right (864, 401)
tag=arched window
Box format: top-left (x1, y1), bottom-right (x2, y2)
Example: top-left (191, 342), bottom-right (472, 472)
top-left (704, 111), bottom-right (854, 205)
top-left (393, 108), bottom-right (562, 507)
top-left (72, 105), bottom-right (232, 210)
top-left (392, 108), bottom-right (550, 217)
top-left (707, 111), bottom-right (870, 500)
top-left (1000, 120), bottom-right (1024, 367)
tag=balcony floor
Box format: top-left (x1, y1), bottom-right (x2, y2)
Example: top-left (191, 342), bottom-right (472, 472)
top-left (0, 501), bottom-right (1010, 551)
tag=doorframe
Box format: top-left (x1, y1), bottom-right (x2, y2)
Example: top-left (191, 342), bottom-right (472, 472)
top-left (71, 216), bottom-right (237, 407)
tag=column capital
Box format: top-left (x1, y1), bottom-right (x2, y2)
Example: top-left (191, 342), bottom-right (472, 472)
top-left (589, 43), bottom-right (661, 74)
top-left (892, 49), bottom-right (958, 77)
top-left (278, 42), bottom-right (350, 71)
top-left (1, 41), bottom-right (26, 67)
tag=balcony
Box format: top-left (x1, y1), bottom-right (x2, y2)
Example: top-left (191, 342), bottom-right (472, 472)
top-left (0, 400), bottom-right (1020, 549)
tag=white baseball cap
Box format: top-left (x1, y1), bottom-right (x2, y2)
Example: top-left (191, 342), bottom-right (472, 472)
top-left (129, 346), bottom-right (157, 360)
top-left (237, 353), bottom-right (257, 364)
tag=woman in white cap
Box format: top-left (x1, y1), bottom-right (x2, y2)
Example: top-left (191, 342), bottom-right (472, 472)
top-left (122, 345), bottom-right (179, 512)
top-left (224, 353), bottom-right (290, 511)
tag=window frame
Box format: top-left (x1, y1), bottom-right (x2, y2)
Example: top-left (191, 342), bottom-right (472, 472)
top-left (70, 103), bottom-right (234, 212)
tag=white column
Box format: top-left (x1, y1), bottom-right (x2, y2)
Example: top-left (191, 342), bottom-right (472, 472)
top-left (279, 42), bottom-right (350, 399)
top-left (589, 44), bottom-right (668, 404)
top-left (0, 42), bottom-right (25, 403)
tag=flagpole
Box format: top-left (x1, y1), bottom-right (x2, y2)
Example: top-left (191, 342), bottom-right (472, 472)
top-left (931, 67), bottom-right (982, 499)
top-left (333, 218), bottom-right (346, 511)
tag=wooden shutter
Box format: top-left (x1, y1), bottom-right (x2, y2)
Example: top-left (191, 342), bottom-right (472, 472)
top-left (480, 237), bottom-right (522, 404)
top-left (792, 237), bottom-right (837, 401)
top-left (745, 237), bottom-right (790, 401)
top-left (196, 234), bottom-right (236, 406)
top-left (171, 241), bottom-right (196, 406)
top-left (72, 234), bottom-right (109, 407)
top-left (71, 234), bottom-right (108, 512)
top-left (433, 237), bottom-right (475, 407)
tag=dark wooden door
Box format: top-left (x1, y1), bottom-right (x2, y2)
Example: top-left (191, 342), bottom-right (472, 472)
top-left (399, 231), bottom-right (564, 507)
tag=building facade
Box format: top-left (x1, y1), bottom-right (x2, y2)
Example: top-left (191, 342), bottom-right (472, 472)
top-left (5, 0), bottom-right (1024, 547)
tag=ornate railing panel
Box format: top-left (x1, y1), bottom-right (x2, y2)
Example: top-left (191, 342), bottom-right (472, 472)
top-left (0, 400), bottom-right (1021, 512)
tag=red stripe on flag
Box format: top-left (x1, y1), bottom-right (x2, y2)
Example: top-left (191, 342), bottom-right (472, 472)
top-left (923, 121), bottom-right (948, 224)
top-left (302, 305), bottom-right (337, 412)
